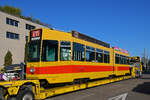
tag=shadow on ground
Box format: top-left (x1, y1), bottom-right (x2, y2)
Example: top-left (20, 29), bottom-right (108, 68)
top-left (143, 71), bottom-right (150, 74)
top-left (132, 82), bottom-right (150, 95)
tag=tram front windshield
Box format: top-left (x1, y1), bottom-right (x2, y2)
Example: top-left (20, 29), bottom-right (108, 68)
top-left (28, 40), bottom-right (41, 62)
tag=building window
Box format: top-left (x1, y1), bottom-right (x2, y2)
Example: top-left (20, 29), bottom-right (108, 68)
top-left (73, 42), bottom-right (85, 61)
top-left (26, 24), bottom-right (35, 30)
top-left (96, 49), bottom-right (103, 63)
top-left (86, 46), bottom-right (95, 62)
top-left (6, 17), bottom-right (19, 27)
top-left (6, 32), bottom-right (19, 40)
top-left (104, 51), bottom-right (110, 63)
top-left (60, 41), bottom-right (71, 61)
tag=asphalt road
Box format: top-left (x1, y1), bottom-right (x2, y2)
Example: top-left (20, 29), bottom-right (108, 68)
top-left (46, 73), bottom-right (150, 100)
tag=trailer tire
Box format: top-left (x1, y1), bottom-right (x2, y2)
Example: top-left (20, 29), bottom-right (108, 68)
top-left (17, 89), bottom-right (34, 100)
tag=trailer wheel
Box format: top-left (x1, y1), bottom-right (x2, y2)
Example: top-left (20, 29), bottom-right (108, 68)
top-left (17, 89), bottom-right (34, 100)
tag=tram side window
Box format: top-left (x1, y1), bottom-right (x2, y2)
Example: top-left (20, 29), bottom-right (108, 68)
top-left (104, 51), bottom-right (110, 63)
top-left (42, 40), bottom-right (58, 61)
top-left (96, 49), bottom-right (103, 63)
top-left (86, 46), bottom-right (95, 62)
top-left (125, 56), bottom-right (129, 65)
top-left (115, 54), bottom-right (129, 65)
top-left (122, 56), bottom-right (125, 64)
top-left (115, 54), bottom-right (120, 64)
top-left (124, 56), bottom-right (127, 64)
top-left (73, 42), bottom-right (85, 61)
top-left (60, 41), bottom-right (71, 61)
top-left (120, 55), bottom-right (123, 64)
top-left (127, 57), bottom-right (130, 64)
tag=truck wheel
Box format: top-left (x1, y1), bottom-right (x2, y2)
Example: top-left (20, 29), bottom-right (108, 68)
top-left (17, 89), bottom-right (34, 100)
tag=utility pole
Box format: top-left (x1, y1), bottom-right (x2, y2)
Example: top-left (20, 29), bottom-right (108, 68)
top-left (144, 48), bottom-right (147, 70)
top-left (147, 55), bottom-right (149, 69)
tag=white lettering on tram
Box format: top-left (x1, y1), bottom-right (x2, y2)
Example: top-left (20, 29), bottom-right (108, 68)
top-left (31, 37), bottom-right (40, 40)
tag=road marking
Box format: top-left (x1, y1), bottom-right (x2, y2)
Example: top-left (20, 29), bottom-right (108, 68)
top-left (73, 93), bottom-right (95, 100)
top-left (108, 93), bottom-right (128, 100)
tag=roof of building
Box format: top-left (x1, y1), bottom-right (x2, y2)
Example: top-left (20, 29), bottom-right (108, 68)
top-left (0, 10), bottom-right (52, 29)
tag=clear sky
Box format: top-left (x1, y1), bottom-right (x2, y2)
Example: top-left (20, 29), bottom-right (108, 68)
top-left (1, 0), bottom-right (150, 57)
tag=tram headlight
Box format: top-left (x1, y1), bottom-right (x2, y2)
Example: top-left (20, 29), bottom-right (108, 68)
top-left (30, 67), bottom-right (35, 74)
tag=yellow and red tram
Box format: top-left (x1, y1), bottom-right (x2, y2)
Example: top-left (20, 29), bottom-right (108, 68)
top-left (26, 28), bottom-right (130, 84)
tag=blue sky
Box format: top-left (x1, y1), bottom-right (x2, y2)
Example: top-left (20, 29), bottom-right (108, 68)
top-left (1, 0), bottom-right (150, 57)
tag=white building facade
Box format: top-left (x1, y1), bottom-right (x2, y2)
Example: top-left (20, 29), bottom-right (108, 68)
top-left (0, 11), bottom-right (47, 67)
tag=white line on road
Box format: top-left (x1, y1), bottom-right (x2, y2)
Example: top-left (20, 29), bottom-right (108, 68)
top-left (108, 93), bottom-right (128, 100)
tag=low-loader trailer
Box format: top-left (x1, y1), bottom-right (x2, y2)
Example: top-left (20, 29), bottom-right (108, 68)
top-left (0, 70), bottom-right (136, 100)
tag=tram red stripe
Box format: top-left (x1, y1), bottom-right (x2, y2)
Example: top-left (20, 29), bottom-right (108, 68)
top-left (118, 67), bottom-right (130, 71)
top-left (26, 65), bottom-right (130, 74)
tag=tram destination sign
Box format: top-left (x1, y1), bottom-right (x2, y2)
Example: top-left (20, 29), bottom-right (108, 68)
top-left (30, 29), bottom-right (42, 41)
